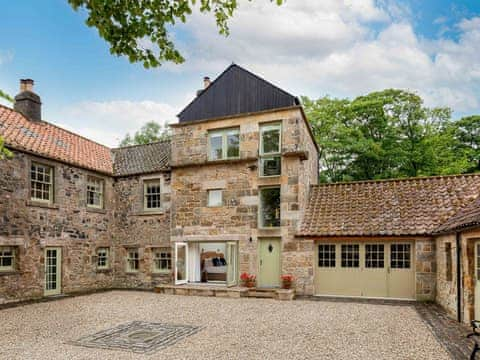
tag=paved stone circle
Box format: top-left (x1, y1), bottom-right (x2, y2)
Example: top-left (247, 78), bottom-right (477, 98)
top-left (69, 321), bottom-right (204, 354)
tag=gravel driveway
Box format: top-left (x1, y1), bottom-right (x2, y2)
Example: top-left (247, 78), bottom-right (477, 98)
top-left (1, 291), bottom-right (449, 360)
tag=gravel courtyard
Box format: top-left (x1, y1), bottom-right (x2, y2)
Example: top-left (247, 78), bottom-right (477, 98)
top-left (1, 291), bottom-right (449, 360)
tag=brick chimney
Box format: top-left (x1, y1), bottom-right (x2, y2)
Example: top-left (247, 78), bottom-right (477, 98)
top-left (14, 79), bottom-right (41, 121)
top-left (203, 76), bottom-right (211, 89)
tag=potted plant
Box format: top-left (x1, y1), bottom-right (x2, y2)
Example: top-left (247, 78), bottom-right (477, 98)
top-left (240, 272), bottom-right (256, 288)
top-left (281, 274), bottom-right (294, 289)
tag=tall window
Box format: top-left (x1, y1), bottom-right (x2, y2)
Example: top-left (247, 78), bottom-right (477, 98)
top-left (87, 176), bottom-right (104, 209)
top-left (259, 187), bottom-right (281, 228)
top-left (391, 244), bottom-right (411, 269)
top-left (153, 248), bottom-right (172, 273)
top-left (259, 123), bottom-right (281, 176)
top-left (126, 249), bottom-right (139, 272)
top-left (0, 247), bottom-right (15, 272)
top-left (97, 247), bottom-right (109, 270)
top-left (445, 243), bottom-right (452, 282)
top-left (144, 179), bottom-right (161, 210)
top-left (31, 163), bottom-right (53, 202)
top-left (208, 128), bottom-right (240, 161)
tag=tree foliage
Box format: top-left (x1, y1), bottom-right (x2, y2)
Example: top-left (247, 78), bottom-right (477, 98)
top-left (303, 90), bottom-right (478, 182)
top-left (0, 89), bottom-right (13, 103)
top-left (68, 0), bottom-right (283, 68)
top-left (119, 121), bottom-right (171, 146)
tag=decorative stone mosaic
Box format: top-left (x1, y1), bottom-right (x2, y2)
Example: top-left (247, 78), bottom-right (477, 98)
top-left (69, 321), bottom-right (203, 354)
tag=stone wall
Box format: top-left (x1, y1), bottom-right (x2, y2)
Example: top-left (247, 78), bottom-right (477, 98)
top-left (435, 234), bottom-right (458, 317)
top-left (170, 108), bottom-right (319, 294)
top-left (0, 151), bottom-right (114, 304)
top-left (112, 172), bottom-right (172, 289)
top-left (416, 238), bottom-right (437, 301)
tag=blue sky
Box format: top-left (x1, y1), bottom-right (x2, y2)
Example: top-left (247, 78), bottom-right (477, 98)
top-left (0, 0), bottom-right (479, 146)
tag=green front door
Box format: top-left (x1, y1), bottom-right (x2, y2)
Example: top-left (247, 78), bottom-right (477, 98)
top-left (258, 238), bottom-right (281, 288)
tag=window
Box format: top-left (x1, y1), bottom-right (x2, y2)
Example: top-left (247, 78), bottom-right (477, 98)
top-left (144, 179), bottom-right (161, 210)
top-left (87, 176), bottom-right (104, 208)
top-left (445, 243), bottom-right (452, 281)
top-left (31, 163), bottom-right (53, 202)
top-left (259, 187), bottom-right (281, 228)
top-left (365, 244), bottom-right (385, 268)
top-left (259, 123), bottom-right (281, 176)
top-left (391, 244), bottom-right (411, 269)
top-left (207, 189), bottom-right (223, 207)
top-left (318, 244), bottom-right (336, 267)
top-left (208, 128), bottom-right (240, 160)
top-left (126, 249), bottom-right (139, 272)
top-left (0, 247), bottom-right (15, 272)
top-left (153, 248), bottom-right (172, 272)
top-left (341, 244), bottom-right (359, 268)
top-left (97, 248), bottom-right (109, 269)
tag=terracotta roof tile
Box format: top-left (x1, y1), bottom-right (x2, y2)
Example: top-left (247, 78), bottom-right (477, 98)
top-left (0, 105), bottom-right (113, 174)
top-left (434, 196), bottom-right (480, 234)
top-left (298, 175), bottom-right (480, 237)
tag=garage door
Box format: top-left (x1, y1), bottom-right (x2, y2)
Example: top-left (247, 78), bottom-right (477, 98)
top-left (314, 242), bottom-right (415, 299)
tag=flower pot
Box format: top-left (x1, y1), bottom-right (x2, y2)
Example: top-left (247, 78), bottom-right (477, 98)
top-left (282, 281), bottom-right (292, 289)
top-left (245, 281), bottom-right (255, 288)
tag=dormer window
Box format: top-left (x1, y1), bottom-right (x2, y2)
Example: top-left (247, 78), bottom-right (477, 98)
top-left (208, 128), bottom-right (240, 161)
top-left (259, 123), bottom-right (281, 176)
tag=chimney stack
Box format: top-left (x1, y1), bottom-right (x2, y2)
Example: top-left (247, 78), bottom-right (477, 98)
top-left (14, 79), bottom-right (41, 121)
top-left (203, 76), bottom-right (211, 89)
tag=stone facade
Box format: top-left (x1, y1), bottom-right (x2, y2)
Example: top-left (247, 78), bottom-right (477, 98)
top-left (416, 238), bottom-right (437, 301)
top-left (170, 108), bottom-right (319, 294)
top-left (0, 151), bottom-right (114, 304)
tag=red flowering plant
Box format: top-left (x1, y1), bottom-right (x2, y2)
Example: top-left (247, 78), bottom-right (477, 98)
top-left (281, 274), bottom-right (294, 289)
top-left (240, 272), bottom-right (256, 288)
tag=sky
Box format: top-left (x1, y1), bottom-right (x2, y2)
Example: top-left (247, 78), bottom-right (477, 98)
top-left (0, 0), bottom-right (479, 147)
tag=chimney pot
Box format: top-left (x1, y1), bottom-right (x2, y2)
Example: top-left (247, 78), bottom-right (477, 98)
top-left (20, 79), bottom-right (34, 92)
top-left (203, 76), bottom-right (211, 89)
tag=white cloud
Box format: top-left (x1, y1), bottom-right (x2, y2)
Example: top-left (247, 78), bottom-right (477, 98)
top-left (56, 100), bottom-right (179, 147)
top-left (167, 1), bottom-right (480, 114)
top-left (0, 50), bottom-right (13, 66)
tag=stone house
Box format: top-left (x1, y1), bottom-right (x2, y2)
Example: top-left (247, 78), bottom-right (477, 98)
top-left (0, 65), bottom-right (480, 324)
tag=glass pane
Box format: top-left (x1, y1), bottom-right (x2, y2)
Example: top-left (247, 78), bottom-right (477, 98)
top-left (260, 187), bottom-right (281, 227)
top-left (209, 134), bottom-right (223, 160)
top-left (261, 126), bottom-right (280, 154)
top-left (318, 244), bottom-right (336, 267)
top-left (176, 245), bottom-right (187, 282)
top-left (341, 244), bottom-right (359, 268)
top-left (226, 132), bottom-right (239, 158)
top-left (208, 190), bottom-right (222, 206)
top-left (365, 244), bottom-right (385, 268)
top-left (260, 156), bottom-right (281, 176)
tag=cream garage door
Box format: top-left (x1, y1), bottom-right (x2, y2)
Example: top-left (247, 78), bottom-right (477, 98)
top-left (314, 242), bottom-right (415, 299)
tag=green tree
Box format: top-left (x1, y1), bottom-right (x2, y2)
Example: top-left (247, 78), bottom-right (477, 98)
top-left (68, 0), bottom-right (283, 68)
top-left (452, 115), bottom-right (480, 172)
top-left (119, 121), bottom-right (171, 146)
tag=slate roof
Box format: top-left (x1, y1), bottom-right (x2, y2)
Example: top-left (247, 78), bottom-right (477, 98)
top-left (178, 64), bottom-right (299, 123)
top-left (434, 196), bottom-right (480, 234)
top-left (0, 104), bottom-right (113, 174)
top-left (112, 140), bottom-right (171, 176)
top-left (298, 174), bottom-right (480, 237)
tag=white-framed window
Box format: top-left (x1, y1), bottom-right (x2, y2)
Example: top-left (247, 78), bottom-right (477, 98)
top-left (126, 249), bottom-right (139, 272)
top-left (259, 122), bottom-right (281, 176)
top-left (0, 247), bottom-right (15, 272)
top-left (259, 186), bottom-right (281, 228)
top-left (144, 179), bottom-right (161, 210)
top-left (341, 244), bottom-right (359, 268)
top-left (97, 247), bottom-right (109, 269)
top-left (87, 176), bottom-right (104, 209)
top-left (208, 127), bottom-right (240, 161)
top-left (365, 244), bottom-right (385, 268)
top-left (318, 244), bottom-right (336, 268)
top-left (153, 248), bottom-right (172, 273)
top-left (391, 244), bottom-right (411, 269)
top-left (207, 189), bottom-right (223, 207)
top-left (30, 162), bottom-right (53, 203)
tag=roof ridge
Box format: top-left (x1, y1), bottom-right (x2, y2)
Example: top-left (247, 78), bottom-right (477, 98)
top-left (112, 138), bottom-right (171, 151)
top-left (313, 173), bottom-right (480, 187)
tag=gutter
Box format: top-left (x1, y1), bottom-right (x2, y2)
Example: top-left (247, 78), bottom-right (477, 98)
top-left (456, 231), bottom-right (462, 323)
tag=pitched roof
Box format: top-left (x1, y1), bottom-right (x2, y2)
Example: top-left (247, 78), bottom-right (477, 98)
top-left (434, 196), bottom-right (480, 234)
top-left (178, 64), bottom-right (299, 123)
top-left (0, 104), bottom-right (113, 174)
top-left (298, 174), bottom-right (480, 237)
top-left (112, 140), bottom-right (171, 176)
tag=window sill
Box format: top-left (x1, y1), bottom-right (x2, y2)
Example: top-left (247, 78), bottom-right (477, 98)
top-left (87, 207), bottom-right (107, 214)
top-left (26, 200), bottom-right (59, 210)
top-left (125, 271), bottom-right (139, 275)
top-left (152, 271), bottom-right (171, 277)
top-left (135, 210), bottom-right (165, 216)
top-left (0, 270), bottom-right (19, 276)
top-left (96, 268), bottom-right (111, 273)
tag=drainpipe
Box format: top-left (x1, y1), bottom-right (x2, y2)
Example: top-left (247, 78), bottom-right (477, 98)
top-left (456, 231), bottom-right (462, 323)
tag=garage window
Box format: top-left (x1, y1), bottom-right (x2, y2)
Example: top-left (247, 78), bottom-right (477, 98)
top-left (365, 244), bottom-right (385, 268)
top-left (391, 244), bottom-right (411, 269)
top-left (341, 244), bottom-right (359, 268)
top-left (318, 244), bottom-right (335, 267)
